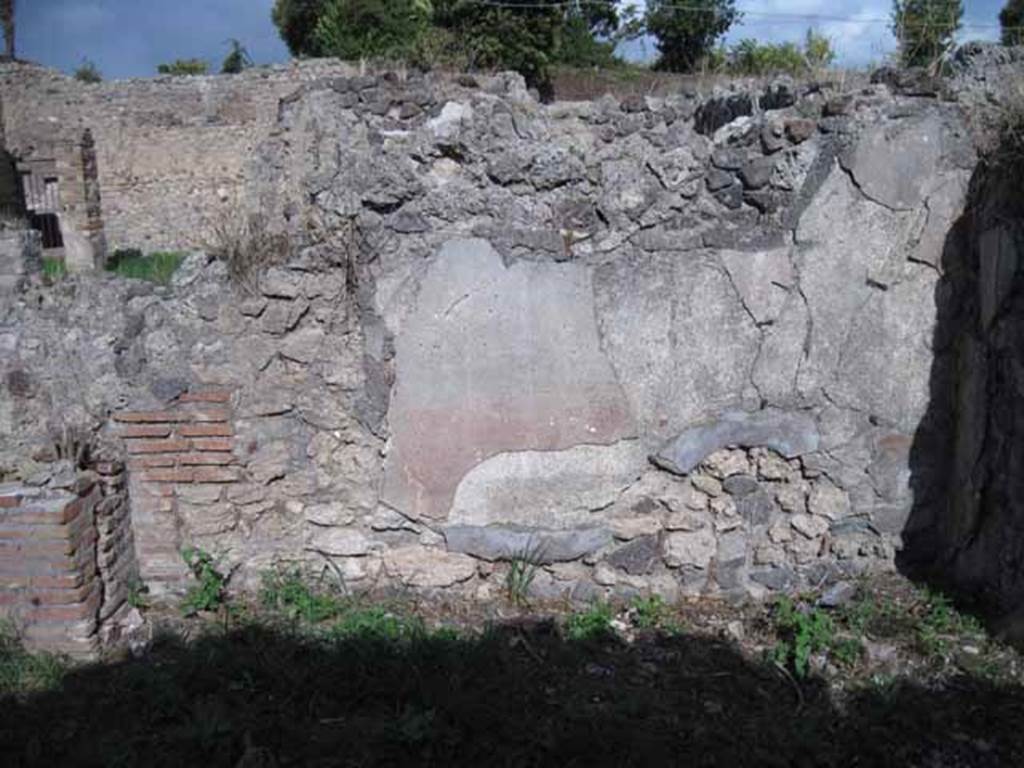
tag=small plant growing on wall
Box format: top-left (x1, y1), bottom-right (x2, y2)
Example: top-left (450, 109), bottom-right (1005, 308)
top-left (504, 541), bottom-right (545, 607)
top-left (180, 547), bottom-right (228, 616)
top-left (157, 58), bottom-right (209, 76)
top-left (73, 59), bottom-right (102, 83)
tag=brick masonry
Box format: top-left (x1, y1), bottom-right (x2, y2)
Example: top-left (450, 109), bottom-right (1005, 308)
top-left (117, 388), bottom-right (239, 593)
top-left (0, 470), bottom-right (121, 658)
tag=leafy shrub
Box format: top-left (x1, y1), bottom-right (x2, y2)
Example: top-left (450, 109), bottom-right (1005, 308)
top-left (892, 0), bottom-right (963, 68)
top-left (914, 588), bottom-right (986, 660)
top-left (631, 594), bottom-right (668, 629)
top-left (771, 595), bottom-right (838, 678)
top-left (272, 0), bottom-right (330, 56)
top-left (804, 28), bottom-right (835, 69)
top-left (646, 0), bottom-right (740, 73)
top-left (1004, 0), bottom-right (1024, 46)
top-left (106, 249), bottom-right (185, 285)
top-left (331, 605), bottom-right (422, 641)
top-left (565, 601), bottom-right (614, 641)
top-left (157, 58), bottom-right (210, 76)
top-left (434, 0), bottom-right (565, 93)
top-left (260, 568), bottom-right (344, 624)
top-left (73, 59), bottom-right (102, 83)
top-left (180, 547), bottom-right (228, 616)
top-left (730, 39), bottom-right (805, 75)
top-left (314, 0), bottom-right (432, 61)
top-left (713, 29), bottom-right (835, 76)
top-left (221, 39), bottom-right (253, 74)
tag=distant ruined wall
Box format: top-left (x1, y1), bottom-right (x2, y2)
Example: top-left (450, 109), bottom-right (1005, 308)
top-left (4, 47), bottom-right (1024, 629)
top-left (0, 60), bottom-right (359, 254)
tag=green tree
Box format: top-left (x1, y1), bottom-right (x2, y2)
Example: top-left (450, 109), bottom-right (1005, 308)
top-left (73, 59), bottom-right (102, 83)
top-left (1, 0), bottom-right (14, 60)
top-left (804, 28), bottom-right (836, 68)
top-left (1002, 0), bottom-right (1024, 46)
top-left (157, 58), bottom-right (210, 76)
top-left (891, 0), bottom-right (963, 67)
top-left (557, 2), bottom-right (644, 68)
top-left (434, 0), bottom-right (564, 91)
top-left (221, 39), bottom-right (253, 74)
top-left (272, 0), bottom-right (328, 56)
top-left (645, 0), bottom-right (740, 72)
top-left (313, 0), bottom-right (432, 61)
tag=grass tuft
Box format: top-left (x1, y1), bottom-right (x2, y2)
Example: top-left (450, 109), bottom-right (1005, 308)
top-left (0, 620), bottom-right (67, 697)
top-left (106, 248), bottom-right (185, 285)
top-left (41, 256), bottom-right (67, 281)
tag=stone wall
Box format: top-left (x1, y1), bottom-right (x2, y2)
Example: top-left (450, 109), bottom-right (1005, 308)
top-left (3, 47), bottom-right (1024, 623)
top-left (0, 227), bottom-right (40, 291)
top-left (0, 59), bottom-right (359, 254)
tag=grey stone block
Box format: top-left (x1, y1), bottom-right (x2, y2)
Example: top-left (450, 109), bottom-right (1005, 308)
top-left (653, 409), bottom-right (820, 476)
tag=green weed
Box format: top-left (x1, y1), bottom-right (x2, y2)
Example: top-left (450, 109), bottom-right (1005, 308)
top-left (631, 594), bottom-right (668, 629)
top-left (566, 601), bottom-right (614, 642)
top-left (771, 595), bottom-right (839, 678)
top-left (915, 588), bottom-right (986, 661)
top-left (0, 620), bottom-right (67, 696)
top-left (260, 568), bottom-right (344, 624)
top-left (331, 605), bottom-right (422, 642)
top-left (42, 256), bottom-right (67, 281)
top-left (106, 248), bottom-right (185, 285)
top-left (180, 547), bottom-right (228, 616)
top-left (126, 577), bottom-right (149, 610)
top-left (504, 541), bottom-right (545, 607)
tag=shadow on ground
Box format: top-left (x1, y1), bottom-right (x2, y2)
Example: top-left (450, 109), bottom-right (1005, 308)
top-left (2, 620), bottom-right (1023, 767)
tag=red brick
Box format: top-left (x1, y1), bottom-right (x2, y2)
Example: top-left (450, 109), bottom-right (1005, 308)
top-left (24, 584), bottom-right (101, 622)
top-left (132, 496), bottom-right (174, 514)
top-left (5, 497), bottom-right (81, 525)
top-left (0, 508), bottom-right (89, 542)
top-left (0, 495), bottom-right (21, 508)
top-left (126, 439), bottom-right (192, 455)
top-left (191, 437), bottom-right (234, 451)
top-left (130, 456), bottom-right (177, 469)
top-left (119, 424), bottom-right (173, 439)
top-left (178, 423), bottom-right (233, 437)
top-left (178, 390), bottom-right (232, 403)
top-left (187, 408), bottom-right (231, 423)
top-left (114, 410), bottom-right (187, 423)
top-left (0, 579), bottom-right (96, 606)
top-left (178, 452), bottom-right (235, 466)
top-left (192, 467), bottom-right (241, 483)
top-left (142, 468), bottom-right (194, 483)
top-left (0, 555), bottom-right (96, 581)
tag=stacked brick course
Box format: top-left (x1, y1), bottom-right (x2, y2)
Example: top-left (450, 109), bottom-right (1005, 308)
top-left (0, 481), bottom-right (104, 658)
top-left (117, 389), bottom-right (238, 593)
top-left (93, 460), bottom-right (136, 623)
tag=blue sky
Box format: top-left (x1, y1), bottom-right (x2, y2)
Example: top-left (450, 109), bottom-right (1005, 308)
top-left (20, 1), bottom-right (1010, 79)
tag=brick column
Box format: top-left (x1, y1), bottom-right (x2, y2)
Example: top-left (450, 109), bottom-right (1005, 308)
top-left (116, 389), bottom-right (239, 595)
top-left (0, 481), bottom-right (104, 658)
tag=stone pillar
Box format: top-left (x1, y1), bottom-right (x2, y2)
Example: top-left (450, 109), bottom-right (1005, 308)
top-left (55, 129), bottom-right (107, 272)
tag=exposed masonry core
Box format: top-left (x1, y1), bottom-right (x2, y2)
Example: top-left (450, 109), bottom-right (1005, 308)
top-left (2, 45), bottom-right (1024, 654)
